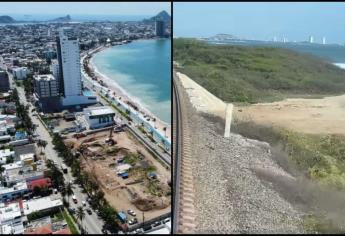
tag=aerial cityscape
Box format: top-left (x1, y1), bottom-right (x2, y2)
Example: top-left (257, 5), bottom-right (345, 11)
top-left (0, 2), bottom-right (171, 235)
top-left (173, 2), bottom-right (345, 234)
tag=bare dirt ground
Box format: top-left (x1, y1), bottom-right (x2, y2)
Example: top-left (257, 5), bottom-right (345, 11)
top-left (65, 130), bottom-right (171, 222)
top-left (235, 94), bottom-right (345, 135)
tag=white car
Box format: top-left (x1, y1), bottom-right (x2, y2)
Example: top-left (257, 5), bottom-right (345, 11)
top-left (82, 201), bottom-right (86, 206)
top-left (127, 209), bottom-right (136, 216)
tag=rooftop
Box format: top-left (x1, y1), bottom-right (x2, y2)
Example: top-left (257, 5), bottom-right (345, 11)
top-left (84, 106), bottom-right (115, 117)
top-left (0, 182), bottom-right (28, 196)
top-left (23, 196), bottom-right (63, 215)
top-left (0, 202), bottom-right (22, 223)
top-left (34, 74), bottom-right (56, 82)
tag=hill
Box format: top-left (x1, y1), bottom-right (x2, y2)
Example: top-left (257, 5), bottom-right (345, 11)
top-left (0, 15), bottom-right (16, 23)
top-left (49, 15), bottom-right (71, 22)
top-left (174, 38), bottom-right (345, 103)
top-left (147, 10), bottom-right (170, 23)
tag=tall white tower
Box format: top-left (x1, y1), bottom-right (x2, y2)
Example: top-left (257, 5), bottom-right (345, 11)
top-left (56, 27), bottom-right (82, 98)
top-left (322, 37), bottom-right (326, 45)
top-left (309, 35), bottom-right (314, 43)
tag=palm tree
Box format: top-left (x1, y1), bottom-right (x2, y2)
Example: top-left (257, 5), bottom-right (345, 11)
top-left (76, 206), bottom-right (85, 232)
top-left (65, 183), bottom-right (74, 203)
top-left (41, 140), bottom-right (47, 153)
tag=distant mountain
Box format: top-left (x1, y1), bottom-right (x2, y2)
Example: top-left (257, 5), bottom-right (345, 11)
top-left (49, 15), bottom-right (71, 22)
top-left (144, 11), bottom-right (171, 23)
top-left (0, 15), bottom-right (16, 23)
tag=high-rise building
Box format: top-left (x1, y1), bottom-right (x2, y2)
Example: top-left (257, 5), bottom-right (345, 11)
top-left (322, 37), bottom-right (326, 45)
top-left (56, 28), bottom-right (82, 98)
top-left (0, 70), bottom-right (10, 92)
top-left (55, 27), bottom-right (96, 107)
top-left (155, 20), bottom-right (165, 37)
top-left (309, 35), bottom-right (314, 43)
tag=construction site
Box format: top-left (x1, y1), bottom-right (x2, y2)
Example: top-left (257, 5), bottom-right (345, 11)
top-left (64, 126), bottom-right (171, 223)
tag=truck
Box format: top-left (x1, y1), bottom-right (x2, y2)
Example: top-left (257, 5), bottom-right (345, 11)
top-left (61, 164), bottom-right (68, 174)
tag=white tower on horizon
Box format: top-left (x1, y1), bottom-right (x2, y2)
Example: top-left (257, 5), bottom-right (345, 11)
top-left (273, 36), bottom-right (277, 42)
top-left (322, 37), bottom-right (326, 45)
top-left (309, 35), bottom-right (314, 43)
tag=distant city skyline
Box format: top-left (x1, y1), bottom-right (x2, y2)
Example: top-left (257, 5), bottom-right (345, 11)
top-left (174, 2), bottom-right (345, 44)
top-left (0, 2), bottom-right (170, 15)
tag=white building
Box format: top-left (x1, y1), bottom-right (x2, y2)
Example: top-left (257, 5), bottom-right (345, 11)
top-left (22, 196), bottom-right (63, 215)
top-left (34, 74), bottom-right (59, 98)
top-left (13, 67), bottom-right (28, 80)
top-left (83, 106), bottom-right (115, 129)
top-left (0, 149), bottom-right (15, 165)
top-left (56, 28), bottom-right (97, 107)
top-left (0, 202), bottom-right (25, 234)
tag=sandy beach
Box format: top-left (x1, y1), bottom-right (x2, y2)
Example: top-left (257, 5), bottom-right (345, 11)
top-left (83, 45), bottom-right (171, 141)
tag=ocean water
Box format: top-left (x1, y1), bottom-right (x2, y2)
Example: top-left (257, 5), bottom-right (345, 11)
top-left (92, 39), bottom-right (171, 124)
top-left (207, 40), bottom-right (345, 63)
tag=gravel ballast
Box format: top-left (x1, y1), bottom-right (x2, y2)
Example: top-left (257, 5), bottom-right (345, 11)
top-left (186, 106), bottom-right (306, 234)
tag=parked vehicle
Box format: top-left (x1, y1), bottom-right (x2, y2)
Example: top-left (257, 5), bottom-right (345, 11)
top-left (128, 218), bottom-right (138, 225)
top-left (152, 221), bottom-right (161, 227)
top-left (82, 201), bottom-right (86, 206)
top-left (86, 208), bottom-right (92, 215)
top-left (127, 209), bottom-right (136, 216)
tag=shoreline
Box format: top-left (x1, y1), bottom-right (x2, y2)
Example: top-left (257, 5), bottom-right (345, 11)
top-left (83, 41), bottom-right (171, 140)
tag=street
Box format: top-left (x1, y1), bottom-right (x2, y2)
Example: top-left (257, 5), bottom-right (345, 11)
top-left (14, 79), bottom-right (105, 234)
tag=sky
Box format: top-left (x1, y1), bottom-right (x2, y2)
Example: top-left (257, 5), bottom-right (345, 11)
top-left (0, 2), bottom-right (170, 16)
top-left (174, 2), bottom-right (345, 44)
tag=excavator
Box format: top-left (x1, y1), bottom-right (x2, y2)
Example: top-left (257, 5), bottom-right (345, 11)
top-left (105, 125), bottom-right (116, 146)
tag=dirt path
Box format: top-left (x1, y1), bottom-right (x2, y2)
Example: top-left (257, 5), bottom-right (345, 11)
top-left (235, 94), bottom-right (345, 135)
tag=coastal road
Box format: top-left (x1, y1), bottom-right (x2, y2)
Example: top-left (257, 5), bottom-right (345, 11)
top-left (13, 77), bottom-right (105, 235)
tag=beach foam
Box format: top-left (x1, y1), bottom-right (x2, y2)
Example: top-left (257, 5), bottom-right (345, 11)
top-left (333, 63), bottom-right (345, 70)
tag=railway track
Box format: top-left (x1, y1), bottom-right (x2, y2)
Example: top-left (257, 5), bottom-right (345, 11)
top-left (173, 71), bottom-right (196, 234)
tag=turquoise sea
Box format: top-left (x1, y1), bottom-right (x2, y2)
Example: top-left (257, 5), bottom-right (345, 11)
top-left (92, 39), bottom-right (171, 124)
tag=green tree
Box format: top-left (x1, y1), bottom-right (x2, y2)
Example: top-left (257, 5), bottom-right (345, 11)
top-left (76, 206), bottom-right (85, 232)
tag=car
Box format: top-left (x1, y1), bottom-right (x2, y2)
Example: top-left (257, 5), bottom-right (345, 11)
top-left (82, 201), bottom-right (86, 206)
top-left (162, 218), bottom-right (170, 224)
top-left (127, 209), bottom-right (136, 216)
top-left (86, 197), bottom-right (92, 203)
top-left (152, 221), bottom-right (161, 227)
top-left (135, 228), bottom-right (143, 234)
top-left (72, 195), bottom-right (77, 204)
top-left (128, 218), bottom-right (138, 225)
top-left (69, 207), bottom-right (76, 214)
top-left (86, 208), bottom-right (92, 215)
top-left (53, 189), bottom-right (58, 194)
